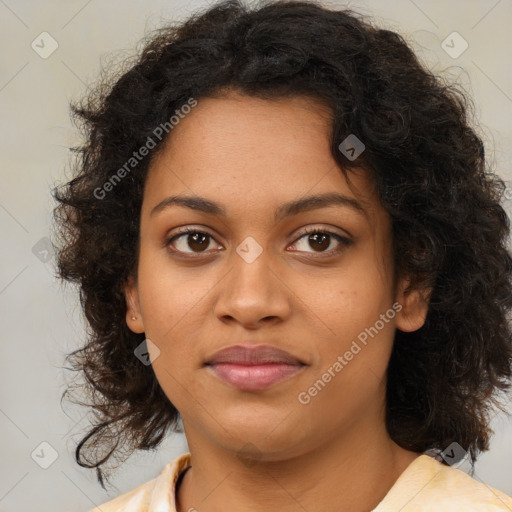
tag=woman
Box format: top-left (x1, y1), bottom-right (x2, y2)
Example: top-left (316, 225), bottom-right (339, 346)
top-left (53, 1), bottom-right (512, 510)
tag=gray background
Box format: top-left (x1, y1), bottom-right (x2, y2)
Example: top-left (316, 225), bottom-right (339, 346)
top-left (1, 1), bottom-right (511, 511)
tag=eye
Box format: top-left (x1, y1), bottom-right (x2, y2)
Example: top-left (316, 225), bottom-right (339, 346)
top-left (165, 227), bottom-right (221, 256)
top-left (165, 226), bottom-right (352, 258)
top-left (289, 228), bottom-right (352, 256)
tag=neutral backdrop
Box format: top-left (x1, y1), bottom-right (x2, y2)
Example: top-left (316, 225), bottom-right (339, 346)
top-left (1, 1), bottom-right (512, 511)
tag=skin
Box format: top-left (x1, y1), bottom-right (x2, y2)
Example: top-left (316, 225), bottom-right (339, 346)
top-left (124, 90), bottom-right (430, 512)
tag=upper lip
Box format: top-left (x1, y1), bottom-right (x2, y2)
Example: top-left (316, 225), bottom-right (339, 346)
top-left (205, 344), bottom-right (305, 366)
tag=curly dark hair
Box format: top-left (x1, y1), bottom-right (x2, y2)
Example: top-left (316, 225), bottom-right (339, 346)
top-left (52, 0), bottom-right (512, 488)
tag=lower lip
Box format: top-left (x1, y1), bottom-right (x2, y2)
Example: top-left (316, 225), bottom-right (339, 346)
top-left (207, 363), bottom-right (305, 391)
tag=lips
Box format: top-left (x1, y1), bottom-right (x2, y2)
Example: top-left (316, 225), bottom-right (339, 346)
top-left (205, 344), bottom-right (306, 391)
top-left (205, 344), bottom-right (305, 366)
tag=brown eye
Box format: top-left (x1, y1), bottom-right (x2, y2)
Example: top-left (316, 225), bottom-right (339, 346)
top-left (307, 232), bottom-right (331, 252)
top-left (166, 229), bottom-right (219, 254)
top-left (290, 229), bottom-right (352, 255)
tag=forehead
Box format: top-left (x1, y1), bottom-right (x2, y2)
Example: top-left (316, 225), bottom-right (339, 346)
top-left (159, 92), bottom-right (334, 169)
top-left (143, 92), bottom-right (384, 224)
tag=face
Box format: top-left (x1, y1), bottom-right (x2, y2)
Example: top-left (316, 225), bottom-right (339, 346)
top-left (125, 91), bottom-right (428, 460)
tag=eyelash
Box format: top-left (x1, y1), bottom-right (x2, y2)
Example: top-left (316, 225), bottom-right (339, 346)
top-left (164, 226), bottom-right (352, 258)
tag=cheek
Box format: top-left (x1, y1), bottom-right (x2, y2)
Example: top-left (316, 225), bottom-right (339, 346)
top-left (137, 255), bottom-right (206, 336)
top-left (301, 312), bottom-right (395, 425)
top-left (136, 259), bottom-right (214, 373)
top-left (306, 269), bottom-right (392, 337)
top-left (301, 259), bottom-right (395, 379)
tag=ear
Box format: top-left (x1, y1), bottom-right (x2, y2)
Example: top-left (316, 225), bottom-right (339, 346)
top-left (394, 276), bottom-right (431, 333)
top-left (124, 276), bottom-right (145, 334)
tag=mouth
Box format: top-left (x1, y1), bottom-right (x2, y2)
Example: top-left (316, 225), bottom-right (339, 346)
top-left (204, 344), bottom-right (307, 391)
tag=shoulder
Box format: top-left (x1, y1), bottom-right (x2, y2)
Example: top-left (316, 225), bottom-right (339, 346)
top-left (87, 452), bottom-right (191, 512)
top-left (374, 454), bottom-right (512, 511)
top-left (87, 478), bottom-right (156, 512)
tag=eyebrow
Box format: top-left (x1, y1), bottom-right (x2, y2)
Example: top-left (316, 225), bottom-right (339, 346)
top-left (150, 192), bottom-right (368, 221)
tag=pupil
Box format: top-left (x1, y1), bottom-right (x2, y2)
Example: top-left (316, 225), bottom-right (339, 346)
top-left (310, 233), bottom-right (329, 251)
top-left (189, 233), bottom-right (208, 251)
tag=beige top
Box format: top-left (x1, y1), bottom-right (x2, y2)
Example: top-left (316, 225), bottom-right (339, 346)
top-left (89, 452), bottom-right (512, 511)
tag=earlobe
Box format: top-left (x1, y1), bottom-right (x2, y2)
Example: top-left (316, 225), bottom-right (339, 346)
top-left (124, 276), bottom-right (145, 334)
top-left (394, 277), bottom-right (431, 333)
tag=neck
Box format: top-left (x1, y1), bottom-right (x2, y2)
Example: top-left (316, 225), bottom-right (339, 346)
top-left (176, 418), bottom-right (420, 512)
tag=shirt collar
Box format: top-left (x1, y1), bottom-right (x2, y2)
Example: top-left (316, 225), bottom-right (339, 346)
top-left (148, 452), bottom-right (192, 512)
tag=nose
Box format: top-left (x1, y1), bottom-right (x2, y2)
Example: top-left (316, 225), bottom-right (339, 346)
top-left (212, 246), bottom-right (292, 329)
